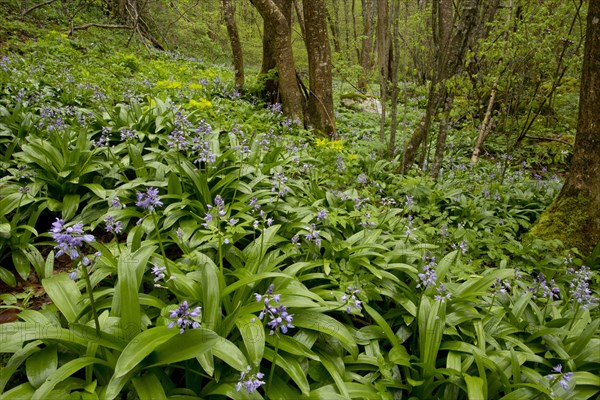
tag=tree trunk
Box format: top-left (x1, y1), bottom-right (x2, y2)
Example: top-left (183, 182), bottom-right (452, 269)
top-left (377, 0), bottom-right (390, 144)
top-left (222, 0), bottom-right (244, 88)
top-left (388, 0), bottom-right (401, 158)
top-left (252, 0), bottom-right (304, 122)
top-left (358, 0), bottom-right (376, 91)
top-left (328, 0), bottom-right (342, 52)
top-left (402, 0), bottom-right (481, 172)
top-left (530, 0), bottom-right (600, 256)
top-left (470, 76), bottom-right (499, 164)
top-left (303, 0), bottom-right (336, 136)
top-left (430, 92), bottom-right (454, 178)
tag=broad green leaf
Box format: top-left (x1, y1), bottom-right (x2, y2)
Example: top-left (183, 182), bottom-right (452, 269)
top-left (293, 310), bottom-right (358, 358)
top-left (42, 272), bottom-right (82, 323)
top-left (110, 326), bottom-right (178, 380)
top-left (25, 344), bottom-right (57, 388)
top-left (12, 250), bottom-right (30, 280)
top-left (132, 373), bottom-right (167, 400)
top-left (61, 194), bottom-right (80, 220)
top-left (464, 374), bottom-right (484, 400)
top-left (237, 315), bottom-right (265, 368)
top-left (148, 328), bottom-right (219, 366)
top-left (0, 266), bottom-right (17, 287)
top-left (83, 183), bottom-right (107, 199)
top-left (264, 347), bottom-right (310, 395)
top-left (212, 337), bottom-right (249, 371)
top-left (31, 357), bottom-right (109, 400)
top-left (0, 341), bottom-right (42, 392)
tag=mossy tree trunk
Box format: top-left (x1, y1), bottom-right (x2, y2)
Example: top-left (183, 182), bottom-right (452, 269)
top-left (530, 0), bottom-right (600, 256)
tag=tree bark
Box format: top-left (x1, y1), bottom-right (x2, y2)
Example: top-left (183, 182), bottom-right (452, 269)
top-left (222, 0), bottom-right (244, 88)
top-left (303, 0), bottom-right (336, 136)
top-left (377, 0), bottom-right (390, 144)
top-left (402, 0), bottom-right (481, 173)
top-left (252, 0), bottom-right (304, 122)
top-left (530, 0), bottom-right (600, 256)
top-left (358, 0), bottom-right (376, 91)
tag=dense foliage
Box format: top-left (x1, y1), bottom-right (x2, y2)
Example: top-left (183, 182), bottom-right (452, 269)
top-left (0, 4), bottom-right (599, 400)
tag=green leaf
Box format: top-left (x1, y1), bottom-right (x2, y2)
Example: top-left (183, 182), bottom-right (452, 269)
top-left (212, 337), bottom-right (249, 371)
top-left (0, 222), bottom-right (10, 239)
top-left (148, 328), bottom-right (219, 366)
top-left (25, 344), bottom-right (57, 388)
top-left (132, 373), bottom-right (167, 400)
top-left (237, 315), bottom-right (265, 368)
top-left (42, 272), bottom-right (82, 323)
top-left (0, 341), bottom-right (43, 392)
top-left (110, 326), bottom-right (178, 380)
top-left (83, 183), bottom-right (107, 199)
top-left (61, 194), bottom-right (80, 220)
top-left (12, 250), bottom-right (30, 280)
top-left (264, 346), bottom-right (310, 396)
top-left (293, 310), bottom-right (358, 358)
top-left (0, 266), bottom-right (17, 287)
top-left (31, 357), bottom-right (109, 400)
top-left (464, 374), bottom-right (485, 400)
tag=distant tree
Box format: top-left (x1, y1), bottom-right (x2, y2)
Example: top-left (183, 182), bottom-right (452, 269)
top-left (530, 0), bottom-right (600, 256)
top-left (222, 0), bottom-right (244, 88)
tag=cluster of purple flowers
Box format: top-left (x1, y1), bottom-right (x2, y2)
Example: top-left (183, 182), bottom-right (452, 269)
top-left (357, 173), bottom-right (368, 184)
top-left (303, 224), bottom-right (321, 247)
top-left (151, 264), bottom-right (167, 282)
top-left (255, 284), bottom-right (294, 335)
top-left (136, 187), bottom-right (163, 211)
top-left (341, 286), bottom-right (363, 314)
top-left (417, 257), bottom-right (437, 289)
top-left (492, 277), bottom-right (512, 295)
top-left (359, 212), bottom-right (376, 229)
top-left (271, 172), bottom-right (290, 197)
top-left (104, 215), bottom-right (123, 234)
top-left (167, 301), bottom-right (202, 334)
top-left (236, 366), bottom-right (265, 393)
top-left (547, 364), bottom-right (573, 391)
top-left (120, 127), bottom-right (137, 141)
top-left (434, 283), bottom-right (452, 303)
top-left (566, 265), bottom-right (597, 310)
top-left (529, 273), bottom-right (560, 301)
top-left (336, 155), bottom-right (346, 172)
top-left (50, 219), bottom-right (95, 260)
top-left (92, 127), bottom-right (110, 148)
top-left (70, 251), bottom-right (102, 280)
top-left (110, 196), bottom-right (125, 209)
top-left (316, 209), bottom-right (328, 222)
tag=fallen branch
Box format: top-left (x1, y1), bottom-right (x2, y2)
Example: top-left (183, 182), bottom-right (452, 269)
top-left (524, 135), bottom-right (573, 146)
top-left (23, 0), bottom-right (59, 16)
top-left (68, 23), bottom-right (132, 37)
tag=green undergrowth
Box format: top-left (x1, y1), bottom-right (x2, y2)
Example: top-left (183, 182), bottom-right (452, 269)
top-left (0, 7), bottom-right (598, 400)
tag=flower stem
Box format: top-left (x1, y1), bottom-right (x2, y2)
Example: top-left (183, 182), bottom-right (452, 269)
top-left (152, 212), bottom-right (169, 274)
top-left (267, 334), bottom-right (280, 397)
top-left (79, 259), bottom-right (101, 335)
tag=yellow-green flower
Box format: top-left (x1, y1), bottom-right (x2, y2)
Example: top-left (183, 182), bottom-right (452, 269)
top-left (188, 98), bottom-right (213, 110)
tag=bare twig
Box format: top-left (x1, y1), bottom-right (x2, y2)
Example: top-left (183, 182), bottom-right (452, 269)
top-left (68, 23), bottom-right (132, 37)
top-left (23, 0), bottom-right (59, 16)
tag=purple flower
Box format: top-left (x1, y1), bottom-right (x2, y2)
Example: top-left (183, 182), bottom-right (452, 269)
top-left (547, 364), bottom-right (574, 391)
top-left (104, 215), bottom-right (123, 234)
top-left (417, 257), bottom-right (437, 289)
top-left (341, 286), bottom-right (362, 313)
top-left (316, 209), bottom-right (328, 222)
top-left (434, 283), bottom-right (452, 303)
top-left (167, 300), bottom-right (202, 334)
top-left (136, 187), bottom-right (163, 211)
top-left (529, 273), bottom-right (560, 300)
top-left (236, 367), bottom-right (265, 393)
top-left (255, 284), bottom-right (294, 335)
top-left (110, 197), bottom-right (125, 209)
top-left (151, 264), bottom-right (167, 282)
top-left (567, 265), bottom-right (598, 310)
top-left (51, 219), bottom-right (95, 260)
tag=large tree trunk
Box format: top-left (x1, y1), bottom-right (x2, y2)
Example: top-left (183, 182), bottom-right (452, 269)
top-left (377, 0), bottom-right (390, 144)
top-left (530, 0), bottom-right (600, 256)
top-left (222, 0), bottom-right (244, 88)
top-left (251, 0), bottom-right (304, 122)
top-left (303, 0), bottom-right (336, 136)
